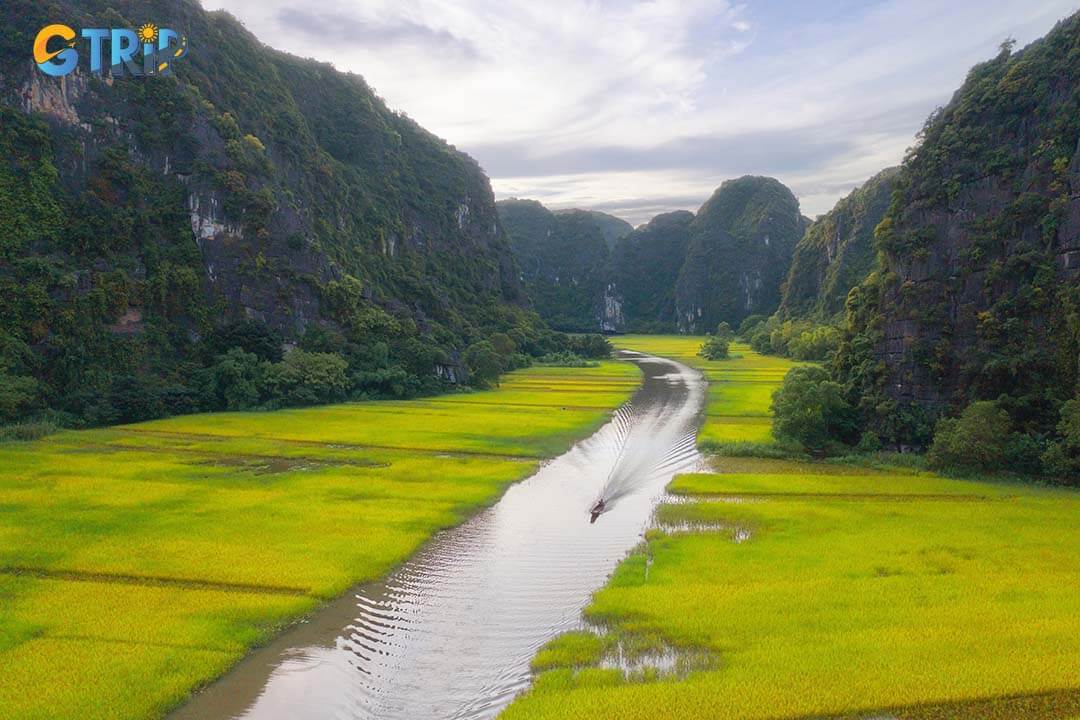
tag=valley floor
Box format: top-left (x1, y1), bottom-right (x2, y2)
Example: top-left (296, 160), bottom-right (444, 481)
top-left (0, 362), bottom-right (639, 719)
top-left (503, 336), bottom-right (1080, 720)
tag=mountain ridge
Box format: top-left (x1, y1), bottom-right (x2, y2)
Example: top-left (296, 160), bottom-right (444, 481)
top-left (0, 0), bottom-right (563, 425)
top-left (778, 167), bottom-right (899, 322)
top-left (834, 12), bottom-right (1080, 444)
top-left (500, 177), bottom-right (805, 335)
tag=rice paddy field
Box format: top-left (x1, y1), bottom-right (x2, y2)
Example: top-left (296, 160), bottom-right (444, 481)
top-left (0, 362), bottom-right (639, 720)
top-left (506, 336), bottom-right (1080, 720)
top-left (612, 335), bottom-right (801, 445)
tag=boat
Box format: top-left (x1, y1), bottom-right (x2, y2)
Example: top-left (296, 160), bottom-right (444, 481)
top-left (589, 499), bottom-right (605, 523)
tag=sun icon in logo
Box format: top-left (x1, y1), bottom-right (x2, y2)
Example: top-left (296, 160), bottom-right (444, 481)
top-left (137, 23), bottom-right (159, 44)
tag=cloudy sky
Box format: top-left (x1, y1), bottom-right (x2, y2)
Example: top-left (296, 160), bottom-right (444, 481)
top-left (204, 0), bottom-right (1077, 225)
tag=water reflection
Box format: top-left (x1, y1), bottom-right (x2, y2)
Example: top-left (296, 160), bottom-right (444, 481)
top-left (173, 352), bottom-right (705, 720)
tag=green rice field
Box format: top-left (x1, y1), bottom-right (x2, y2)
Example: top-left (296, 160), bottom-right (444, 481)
top-left (0, 362), bottom-right (639, 720)
top-left (612, 335), bottom-right (801, 445)
top-left (506, 337), bottom-right (1080, 720)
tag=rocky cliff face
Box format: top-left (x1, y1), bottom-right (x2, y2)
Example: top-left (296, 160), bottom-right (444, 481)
top-left (5, 1), bottom-right (523, 331)
top-left (838, 14), bottom-right (1080, 431)
top-left (676, 176), bottom-right (805, 332)
top-left (497, 200), bottom-right (610, 332)
top-left (778, 168), bottom-right (898, 321)
top-left (504, 178), bottom-right (803, 335)
top-left (607, 211), bottom-right (694, 332)
top-left (0, 0), bottom-right (529, 419)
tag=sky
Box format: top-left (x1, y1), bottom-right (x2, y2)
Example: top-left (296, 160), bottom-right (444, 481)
top-left (203, 0), bottom-right (1079, 225)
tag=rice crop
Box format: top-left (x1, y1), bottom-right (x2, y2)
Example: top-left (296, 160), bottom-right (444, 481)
top-left (0, 362), bottom-right (638, 719)
top-left (505, 339), bottom-right (1080, 720)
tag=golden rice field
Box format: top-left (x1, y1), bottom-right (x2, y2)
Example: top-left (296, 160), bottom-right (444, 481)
top-left (506, 336), bottom-right (1080, 720)
top-left (0, 362), bottom-right (639, 720)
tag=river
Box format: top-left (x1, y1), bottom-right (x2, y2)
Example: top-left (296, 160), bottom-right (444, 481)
top-left (172, 350), bottom-right (706, 720)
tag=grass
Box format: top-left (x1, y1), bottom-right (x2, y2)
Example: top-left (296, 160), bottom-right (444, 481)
top-left (611, 335), bottom-right (802, 445)
top-left (0, 420), bottom-right (59, 442)
top-left (506, 337), bottom-right (1080, 720)
top-left (0, 362), bottom-right (639, 720)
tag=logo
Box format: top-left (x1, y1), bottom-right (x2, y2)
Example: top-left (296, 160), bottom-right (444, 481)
top-left (34, 23), bottom-right (188, 78)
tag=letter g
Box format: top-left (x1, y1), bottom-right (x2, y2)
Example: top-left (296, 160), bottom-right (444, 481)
top-left (34, 24), bottom-right (78, 77)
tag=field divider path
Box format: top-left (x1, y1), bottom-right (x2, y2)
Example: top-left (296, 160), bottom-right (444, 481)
top-left (42, 634), bottom-right (238, 655)
top-left (113, 427), bottom-right (541, 461)
top-left (670, 491), bottom-right (1000, 502)
top-left (0, 566), bottom-right (317, 597)
top-left (53, 442), bottom-right (393, 470)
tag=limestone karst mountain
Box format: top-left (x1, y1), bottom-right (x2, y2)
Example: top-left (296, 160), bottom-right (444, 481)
top-left (674, 176), bottom-right (805, 333)
top-left (0, 0), bottom-right (547, 424)
top-left (834, 12), bottom-right (1080, 441)
top-left (778, 167), bottom-right (899, 322)
top-left (501, 177), bottom-right (804, 335)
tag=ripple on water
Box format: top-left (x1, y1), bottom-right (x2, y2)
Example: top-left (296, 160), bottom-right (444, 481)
top-left (171, 351), bottom-right (708, 720)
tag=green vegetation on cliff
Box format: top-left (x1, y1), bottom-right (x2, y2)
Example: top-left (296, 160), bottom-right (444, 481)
top-left (735, 168), bottom-right (897, 365)
top-left (608, 212), bottom-right (694, 333)
top-left (675, 176), bottom-right (805, 333)
top-left (509, 177), bottom-right (805, 336)
top-left (497, 200), bottom-right (612, 332)
top-left (731, 14), bottom-right (1080, 482)
top-left (554, 208), bottom-right (633, 251)
top-left (0, 0), bottom-right (607, 431)
top-left (831, 14), bottom-right (1080, 475)
top-left (778, 167), bottom-right (898, 322)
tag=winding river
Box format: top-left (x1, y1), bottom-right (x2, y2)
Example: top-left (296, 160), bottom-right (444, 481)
top-left (172, 350), bottom-right (706, 720)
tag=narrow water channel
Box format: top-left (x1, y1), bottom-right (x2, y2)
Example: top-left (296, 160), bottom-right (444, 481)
top-left (173, 351), bottom-right (706, 720)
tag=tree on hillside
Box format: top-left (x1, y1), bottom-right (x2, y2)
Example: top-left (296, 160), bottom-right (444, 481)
top-left (927, 401), bottom-right (1010, 473)
top-left (466, 341), bottom-right (503, 388)
top-left (1042, 398), bottom-right (1080, 482)
top-left (264, 350), bottom-right (349, 406)
top-left (771, 366), bottom-right (857, 453)
top-left (208, 348), bottom-right (267, 410)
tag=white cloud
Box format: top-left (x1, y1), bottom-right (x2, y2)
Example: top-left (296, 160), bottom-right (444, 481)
top-left (204, 0), bottom-right (1078, 222)
top-left (205, 0), bottom-right (742, 148)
